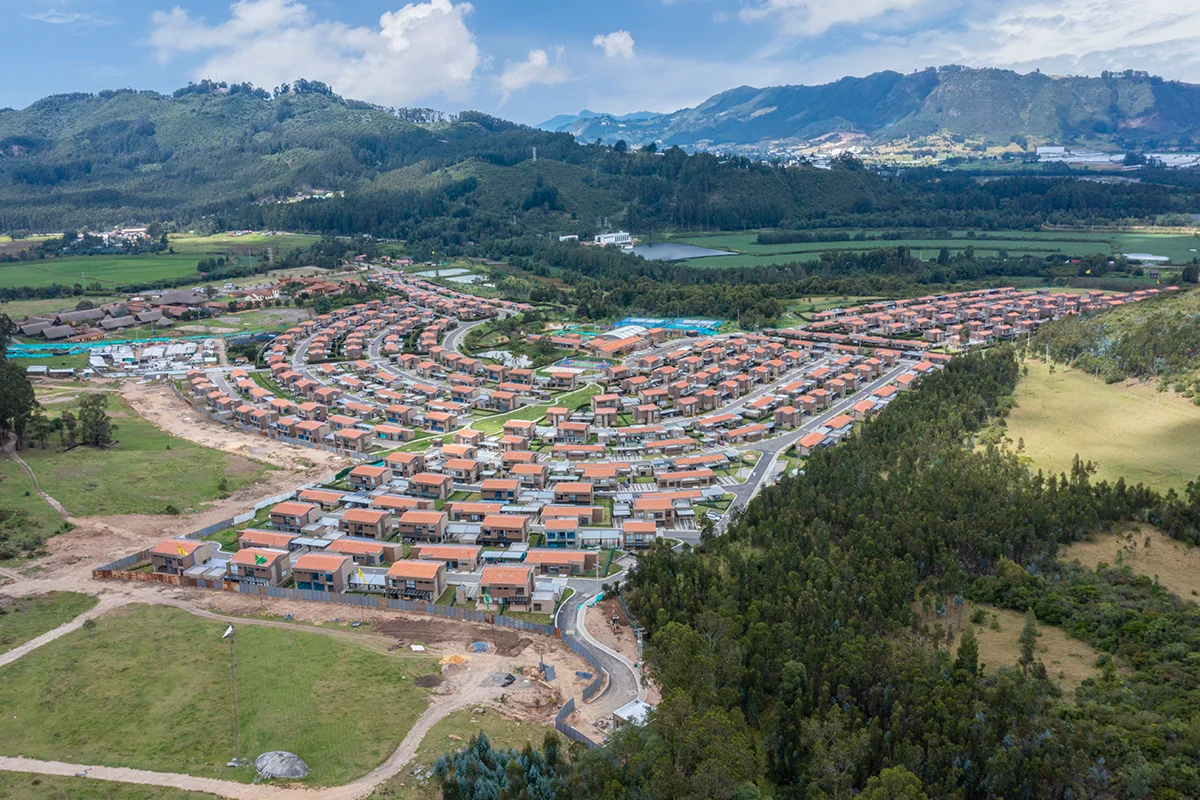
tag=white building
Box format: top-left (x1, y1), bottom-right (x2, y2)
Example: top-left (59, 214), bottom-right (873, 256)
top-left (594, 231), bottom-right (632, 247)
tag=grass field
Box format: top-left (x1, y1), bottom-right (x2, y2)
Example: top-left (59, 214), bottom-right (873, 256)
top-left (366, 709), bottom-right (561, 800)
top-left (664, 229), bottom-right (1200, 269)
top-left (0, 255), bottom-right (207, 289)
top-left (0, 592), bottom-right (97, 654)
top-left (1006, 361), bottom-right (1200, 492)
top-left (1062, 525), bottom-right (1200, 603)
top-left (919, 601), bottom-right (1103, 693)
top-left (0, 232), bottom-right (319, 290)
top-left (0, 604), bottom-right (440, 785)
top-left (469, 384), bottom-right (602, 436)
top-left (0, 456), bottom-right (69, 562)
top-left (20, 395), bottom-right (273, 516)
top-left (0, 772), bottom-right (222, 800)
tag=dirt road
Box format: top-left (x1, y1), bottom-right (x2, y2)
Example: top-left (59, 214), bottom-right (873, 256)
top-left (120, 381), bottom-right (346, 473)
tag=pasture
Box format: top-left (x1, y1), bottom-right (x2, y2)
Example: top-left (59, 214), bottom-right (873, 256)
top-left (0, 773), bottom-right (221, 800)
top-left (664, 229), bottom-right (1200, 269)
top-left (1061, 525), bottom-right (1200, 603)
top-left (20, 395), bottom-right (273, 517)
top-left (1006, 361), bottom-right (1200, 493)
top-left (0, 604), bottom-right (440, 785)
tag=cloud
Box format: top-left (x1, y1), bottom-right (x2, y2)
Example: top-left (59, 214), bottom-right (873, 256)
top-left (496, 47), bottom-right (569, 101)
top-left (26, 9), bottom-right (113, 25)
top-left (146, 0), bottom-right (480, 105)
top-left (739, 0), bottom-right (928, 36)
top-left (592, 30), bottom-right (635, 60)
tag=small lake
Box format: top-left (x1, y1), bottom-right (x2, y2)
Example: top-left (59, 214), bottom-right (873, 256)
top-left (632, 243), bottom-right (735, 261)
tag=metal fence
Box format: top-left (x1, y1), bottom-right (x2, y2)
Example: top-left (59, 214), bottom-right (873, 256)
top-left (561, 633), bottom-right (606, 701)
top-left (555, 698), bottom-right (601, 749)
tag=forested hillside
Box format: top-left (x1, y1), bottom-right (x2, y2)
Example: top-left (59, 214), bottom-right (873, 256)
top-left (433, 349), bottom-right (1200, 798)
top-left (3, 81), bottom-right (1200, 237)
top-left (1032, 288), bottom-right (1200, 390)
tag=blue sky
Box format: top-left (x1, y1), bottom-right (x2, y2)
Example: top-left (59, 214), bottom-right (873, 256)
top-left (7, 0), bottom-right (1200, 124)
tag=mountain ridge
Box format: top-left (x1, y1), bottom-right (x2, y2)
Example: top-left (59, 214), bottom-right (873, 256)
top-left (541, 66), bottom-right (1200, 149)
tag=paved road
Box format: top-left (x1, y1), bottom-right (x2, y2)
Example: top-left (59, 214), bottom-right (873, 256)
top-left (555, 588), bottom-right (642, 712)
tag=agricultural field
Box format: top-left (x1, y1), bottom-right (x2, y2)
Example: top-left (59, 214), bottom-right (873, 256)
top-left (1006, 361), bottom-right (1200, 492)
top-left (0, 773), bottom-right (221, 800)
top-left (1061, 525), bottom-right (1200, 603)
top-left (663, 229), bottom-right (1200, 269)
top-left (917, 600), bottom-right (1103, 693)
top-left (0, 605), bottom-right (440, 785)
top-left (0, 592), bottom-right (98, 654)
top-left (366, 709), bottom-right (561, 800)
top-left (0, 232), bottom-right (320, 290)
top-left (19, 395), bottom-right (274, 517)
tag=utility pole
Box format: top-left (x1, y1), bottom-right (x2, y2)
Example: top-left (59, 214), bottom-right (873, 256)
top-left (226, 627), bottom-right (242, 766)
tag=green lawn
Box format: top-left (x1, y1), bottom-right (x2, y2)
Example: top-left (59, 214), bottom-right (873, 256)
top-left (167, 232), bottom-right (319, 258)
top-left (0, 592), bottom-right (98, 654)
top-left (0, 772), bottom-right (222, 800)
top-left (468, 384), bottom-right (602, 436)
top-left (0, 605), bottom-right (440, 785)
top-left (365, 709), bottom-right (561, 800)
top-left (1006, 361), bottom-right (1200, 492)
top-left (20, 395), bottom-right (274, 516)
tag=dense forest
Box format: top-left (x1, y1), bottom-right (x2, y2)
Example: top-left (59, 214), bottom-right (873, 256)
top-left (429, 348), bottom-right (1200, 799)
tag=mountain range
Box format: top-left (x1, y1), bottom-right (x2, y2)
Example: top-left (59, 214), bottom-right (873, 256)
top-left (537, 66), bottom-right (1200, 150)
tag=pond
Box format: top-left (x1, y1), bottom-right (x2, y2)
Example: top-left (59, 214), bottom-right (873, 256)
top-left (632, 243), bottom-right (735, 262)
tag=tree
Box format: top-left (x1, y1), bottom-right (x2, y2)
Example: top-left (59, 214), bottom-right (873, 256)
top-left (1018, 608), bottom-right (1039, 673)
top-left (1182, 265), bottom-right (1199, 284)
top-left (0, 360), bottom-right (37, 442)
top-left (955, 625), bottom-right (979, 676)
top-left (59, 409), bottom-right (78, 447)
top-left (312, 295), bottom-right (332, 315)
top-left (861, 767), bottom-right (929, 800)
top-left (613, 139), bottom-right (628, 154)
top-left (77, 393), bottom-right (116, 447)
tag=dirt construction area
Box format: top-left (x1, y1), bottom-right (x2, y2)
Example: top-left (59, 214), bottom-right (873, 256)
top-left (121, 380), bottom-right (347, 474)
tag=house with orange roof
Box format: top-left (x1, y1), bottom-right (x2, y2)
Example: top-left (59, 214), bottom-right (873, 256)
top-left (480, 514), bottom-right (530, 546)
top-left (524, 549), bottom-right (597, 576)
top-left (269, 501), bottom-right (321, 531)
top-left (237, 529), bottom-right (297, 551)
top-left (327, 538), bottom-right (387, 566)
top-left (386, 560), bottom-right (447, 601)
top-left (228, 548), bottom-right (291, 586)
top-left (396, 510), bottom-right (449, 542)
top-left (348, 464), bottom-right (393, 490)
top-left (622, 520), bottom-right (659, 549)
top-left (409, 472), bottom-right (454, 500)
top-left (411, 543), bottom-right (483, 571)
top-left (479, 565), bottom-right (536, 609)
top-left (339, 508), bottom-right (392, 540)
top-left (293, 552), bottom-right (354, 593)
top-left (797, 431), bottom-right (829, 456)
top-left (150, 539), bottom-right (214, 575)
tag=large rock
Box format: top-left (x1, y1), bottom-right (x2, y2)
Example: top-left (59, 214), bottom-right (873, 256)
top-left (255, 751), bottom-right (309, 780)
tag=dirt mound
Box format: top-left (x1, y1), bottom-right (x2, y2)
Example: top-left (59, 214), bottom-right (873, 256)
top-left (498, 636), bottom-right (533, 658)
top-left (414, 674), bottom-right (444, 688)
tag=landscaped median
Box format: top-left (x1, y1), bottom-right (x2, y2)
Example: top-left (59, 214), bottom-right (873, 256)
top-left (0, 604), bottom-right (440, 785)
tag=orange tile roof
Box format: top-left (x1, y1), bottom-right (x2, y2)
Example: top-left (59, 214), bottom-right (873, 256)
top-left (480, 565), bottom-right (534, 584)
top-left (293, 553), bottom-right (352, 571)
top-left (230, 548), bottom-right (288, 566)
top-left (388, 560), bottom-right (444, 579)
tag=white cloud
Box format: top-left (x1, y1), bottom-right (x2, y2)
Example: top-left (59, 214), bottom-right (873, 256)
top-left (739, 0), bottom-right (928, 36)
top-left (146, 0), bottom-right (480, 105)
top-left (592, 30), bottom-right (635, 60)
top-left (496, 47), bottom-right (569, 102)
top-left (26, 9), bottom-right (112, 25)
